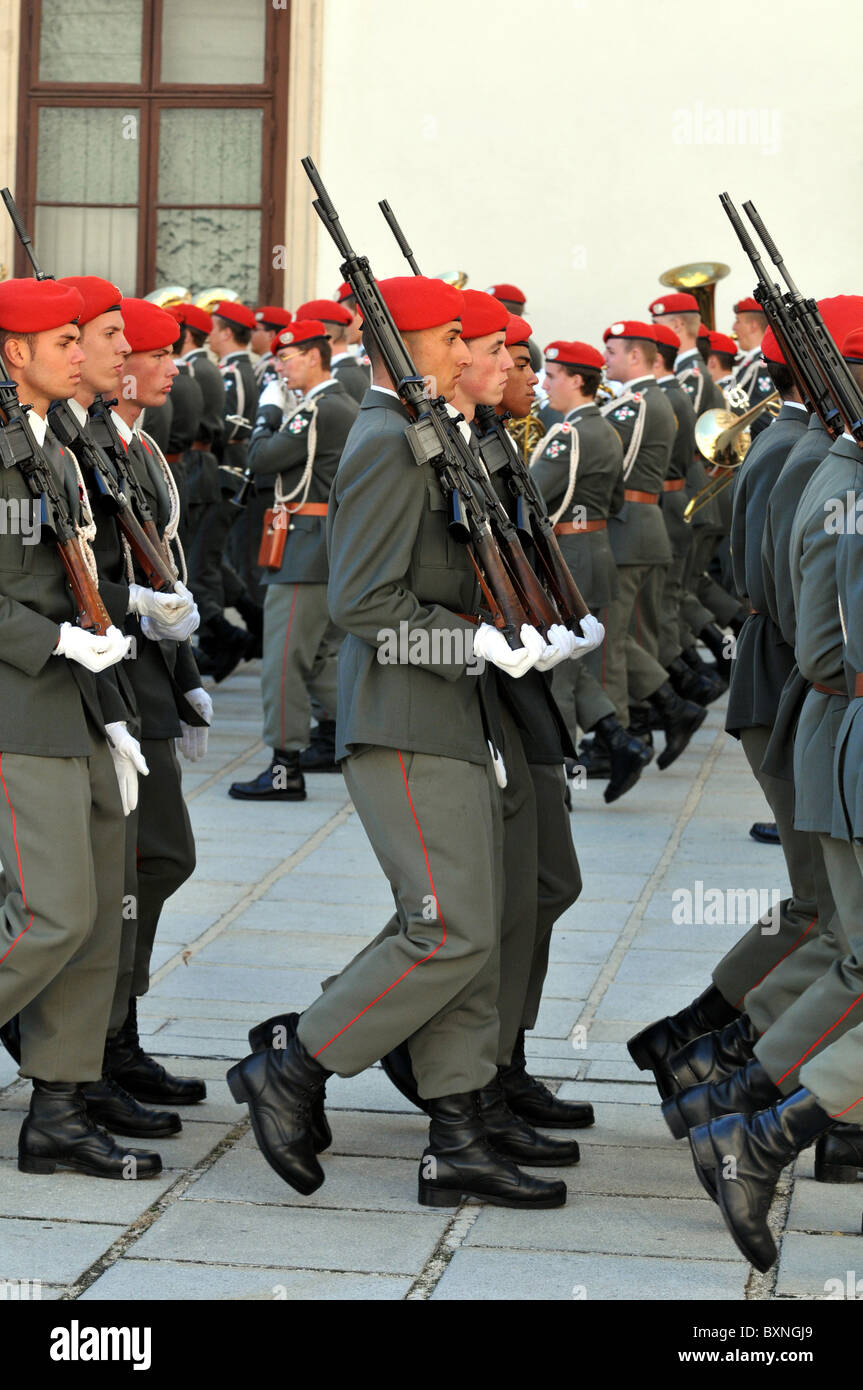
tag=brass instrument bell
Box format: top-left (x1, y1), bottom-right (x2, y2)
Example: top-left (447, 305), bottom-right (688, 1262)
top-left (659, 262), bottom-right (730, 330)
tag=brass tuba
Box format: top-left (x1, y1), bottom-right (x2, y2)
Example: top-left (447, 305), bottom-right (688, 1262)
top-left (145, 285), bottom-right (191, 308)
top-left (196, 286), bottom-right (240, 314)
top-left (436, 270), bottom-right (469, 289)
top-left (507, 404), bottom-right (546, 463)
top-left (684, 390), bottom-right (780, 521)
top-left (659, 262), bottom-right (730, 331)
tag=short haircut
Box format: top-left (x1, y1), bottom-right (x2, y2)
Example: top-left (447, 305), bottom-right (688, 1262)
top-left (172, 325), bottom-right (184, 355)
top-left (301, 338), bottom-right (332, 370)
top-left (0, 328), bottom-right (36, 360)
top-left (711, 351), bottom-right (736, 373)
top-left (362, 325), bottom-right (383, 370)
top-left (560, 363), bottom-right (601, 398)
top-left (214, 314), bottom-right (251, 347)
top-left (655, 341), bottom-right (677, 371)
top-left (629, 338), bottom-right (657, 367)
top-left (188, 326), bottom-right (209, 350)
top-left (766, 362), bottom-right (795, 397)
top-left (679, 311), bottom-right (702, 334)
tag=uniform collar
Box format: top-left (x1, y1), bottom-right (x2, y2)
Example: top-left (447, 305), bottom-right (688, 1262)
top-left (304, 378), bottom-right (337, 403)
top-left (564, 403), bottom-right (597, 421)
top-left (331, 350), bottom-right (351, 366)
top-left (625, 374), bottom-right (654, 392)
top-left (221, 350), bottom-right (252, 365)
top-left (111, 410), bottom-right (135, 445)
top-left (674, 347), bottom-right (699, 369)
top-left (67, 398), bottom-right (88, 427)
top-left (27, 409), bottom-right (47, 446)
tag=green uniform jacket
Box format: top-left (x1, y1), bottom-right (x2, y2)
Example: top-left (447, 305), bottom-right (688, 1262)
top-left (760, 415), bottom-right (832, 780)
top-left (184, 348), bottom-right (226, 455)
top-left (529, 402), bottom-right (622, 609)
top-left (604, 377), bottom-right (674, 566)
top-left (658, 375), bottom-right (697, 555)
top-left (789, 435), bottom-right (860, 835)
top-left (326, 388), bottom-right (491, 765)
top-left (141, 396), bottom-right (172, 455)
top-left (248, 379), bottom-right (359, 585)
top-left (675, 351), bottom-right (725, 414)
top-left (166, 365), bottom-right (204, 453)
top-left (725, 403), bottom-right (807, 737)
top-left (835, 459), bottom-right (863, 839)
top-left (333, 354), bottom-right (372, 405)
top-left (220, 351), bottom-right (259, 470)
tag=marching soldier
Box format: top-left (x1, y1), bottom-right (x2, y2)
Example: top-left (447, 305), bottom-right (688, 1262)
top-left (648, 292), bottom-right (725, 414)
top-left (229, 319), bottom-right (359, 801)
top-left (251, 307), bottom-right (294, 392)
top-left (485, 283), bottom-right (527, 315)
top-left (334, 281), bottom-right (364, 352)
top-left (209, 300), bottom-right (263, 604)
top-left (600, 320), bottom-right (706, 766)
top-left (704, 330), bottom-right (740, 395)
top-left (0, 276), bottom-right (162, 1179)
top-left (294, 298), bottom-right (371, 404)
top-left (731, 295), bottom-right (773, 427)
top-left (529, 335), bottom-right (652, 801)
top-left (228, 275), bottom-right (569, 1209)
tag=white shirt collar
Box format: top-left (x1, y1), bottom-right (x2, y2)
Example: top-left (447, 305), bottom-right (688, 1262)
top-left (738, 345), bottom-right (761, 366)
top-left (111, 410), bottom-right (135, 445)
top-left (785, 400), bottom-right (807, 413)
top-left (626, 374), bottom-right (654, 391)
top-left (675, 348), bottom-right (699, 368)
top-left (27, 409), bottom-right (47, 446)
top-left (330, 350), bottom-right (351, 366)
top-left (304, 378), bottom-right (336, 402)
top-left (369, 385), bottom-right (400, 400)
top-left (657, 373), bottom-right (676, 384)
top-left (67, 398), bottom-right (88, 427)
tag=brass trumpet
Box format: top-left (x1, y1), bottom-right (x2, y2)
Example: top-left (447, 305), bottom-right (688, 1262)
top-left (684, 390), bottom-right (780, 521)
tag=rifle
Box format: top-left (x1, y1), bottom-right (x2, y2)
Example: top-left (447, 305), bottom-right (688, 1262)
top-left (0, 379), bottom-right (112, 634)
top-left (720, 192), bottom-right (842, 437)
top-left (379, 198), bottom-right (590, 627)
top-left (741, 200), bottom-right (863, 444)
top-left (0, 187), bottom-right (181, 584)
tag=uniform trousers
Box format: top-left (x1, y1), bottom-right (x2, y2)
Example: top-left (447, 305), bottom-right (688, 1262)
top-left (552, 615), bottom-right (616, 740)
top-left (297, 745), bottom-right (502, 1098)
top-left (261, 582), bottom-right (341, 752)
top-left (109, 737), bottom-right (196, 1033)
top-left (599, 562), bottom-right (668, 722)
top-left (0, 740), bottom-right (125, 1081)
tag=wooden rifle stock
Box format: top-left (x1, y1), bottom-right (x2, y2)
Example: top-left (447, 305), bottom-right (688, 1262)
top-left (57, 538), bottom-right (112, 635)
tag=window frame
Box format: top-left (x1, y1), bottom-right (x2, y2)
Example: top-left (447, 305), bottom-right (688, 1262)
top-left (16, 0), bottom-right (290, 301)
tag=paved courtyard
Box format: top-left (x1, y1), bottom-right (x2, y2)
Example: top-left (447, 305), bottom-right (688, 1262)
top-left (0, 660), bottom-right (859, 1302)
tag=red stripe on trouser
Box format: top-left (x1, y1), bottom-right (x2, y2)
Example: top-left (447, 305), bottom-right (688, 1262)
top-left (0, 755), bottom-right (34, 963)
top-left (279, 583), bottom-right (299, 747)
top-left (829, 1092), bottom-right (863, 1118)
top-left (313, 749), bottom-right (447, 1059)
top-left (734, 916), bottom-right (818, 1009)
top-left (777, 987), bottom-right (863, 1086)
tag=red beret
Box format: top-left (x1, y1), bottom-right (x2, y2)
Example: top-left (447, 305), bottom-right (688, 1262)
top-left (734, 297), bottom-right (764, 315)
top-left (459, 290), bottom-right (509, 341)
top-left (212, 300), bottom-right (256, 331)
top-left (697, 322), bottom-right (710, 340)
top-left (760, 328), bottom-right (786, 364)
top-left (504, 313), bottom-right (533, 347)
top-left (294, 298), bottom-right (353, 327)
top-left (818, 297), bottom-right (863, 353)
top-left (707, 331), bottom-right (738, 358)
top-left (485, 283), bottom-right (526, 305)
top-left (603, 320), bottom-right (657, 345)
top-left (255, 305), bottom-right (293, 329)
top-left (378, 276), bottom-right (463, 332)
top-left (120, 298), bottom-right (180, 352)
top-left (649, 292), bottom-right (700, 317)
top-left (544, 340), bottom-right (604, 371)
top-left (166, 302), bottom-right (213, 335)
top-left (0, 278), bottom-right (84, 333)
top-left (843, 327), bottom-right (863, 363)
top-left (335, 281), bottom-right (355, 304)
top-left (271, 320), bottom-right (329, 354)
top-left (57, 275), bottom-right (121, 326)
top-left (651, 322), bottom-right (680, 350)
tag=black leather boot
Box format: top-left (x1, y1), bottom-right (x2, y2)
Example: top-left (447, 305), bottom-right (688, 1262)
top-left (662, 1056), bottom-right (782, 1140)
top-left (18, 1080), bottom-right (163, 1179)
top-left (681, 645), bottom-right (725, 685)
top-left (691, 1089), bottom-right (835, 1271)
top-left (246, 1010), bottom-right (331, 1152)
top-left (81, 1076), bottom-right (182, 1138)
top-left (476, 1075), bottom-right (580, 1166)
top-left (229, 750), bottom-right (306, 801)
top-left (196, 613), bottom-right (250, 683)
top-left (236, 595), bottom-right (264, 658)
top-left (667, 1014), bottom-right (759, 1092)
top-left (105, 999), bottom-right (206, 1105)
top-left (648, 682), bottom-right (708, 770)
top-left (0, 1014), bottom-right (21, 1064)
top-left (299, 721), bottom-right (340, 773)
top-left (750, 821), bottom-right (781, 845)
top-left (814, 1123), bottom-right (863, 1183)
top-left (227, 1035), bottom-right (330, 1195)
top-left (698, 621), bottom-right (733, 681)
top-left (380, 1041), bottom-right (430, 1114)
top-left (569, 739), bottom-right (609, 779)
top-left (628, 983), bottom-right (739, 1097)
top-left (499, 1029), bottom-right (594, 1128)
top-left (667, 654), bottom-right (727, 707)
top-left (593, 714), bottom-right (654, 804)
top-left (628, 703), bottom-right (657, 743)
top-left (417, 1090), bottom-right (567, 1208)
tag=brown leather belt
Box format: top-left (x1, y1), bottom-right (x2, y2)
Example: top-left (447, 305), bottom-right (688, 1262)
top-left (663, 478), bottom-right (687, 492)
top-left (624, 489), bottom-right (659, 504)
top-left (554, 519), bottom-right (607, 534)
top-left (813, 682), bottom-right (846, 697)
top-left (856, 674), bottom-right (863, 699)
top-left (165, 451), bottom-right (182, 463)
top-left (286, 502), bottom-right (328, 516)
top-left (190, 440), bottom-right (210, 451)
top-left (166, 443), bottom-right (211, 462)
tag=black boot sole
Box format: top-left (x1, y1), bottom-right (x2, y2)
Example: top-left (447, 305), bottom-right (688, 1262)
top-left (226, 1063), bottom-right (324, 1195)
top-left (85, 1110), bottom-right (182, 1138)
top-left (18, 1152), bottom-right (163, 1178)
top-left (110, 1078), bottom-right (206, 1106)
top-left (604, 752), bottom-right (652, 804)
top-left (505, 1101), bottom-right (595, 1129)
top-left (813, 1154), bottom-right (861, 1184)
top-left (418, 1179), bottom-right (566, 1208)
top-left (656, 706), bottom-right (708, 771)
top-left (228, 787), bottom-right (307, 802)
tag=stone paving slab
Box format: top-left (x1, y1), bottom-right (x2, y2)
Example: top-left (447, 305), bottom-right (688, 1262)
top-left (431, 1249), bottom-right (748, 1301)
top-left (80, 1260), bottom-right (411, 1300)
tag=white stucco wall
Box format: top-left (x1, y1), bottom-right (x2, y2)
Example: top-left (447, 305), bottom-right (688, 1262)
top-left (316, 0), bottom-right (863, 348)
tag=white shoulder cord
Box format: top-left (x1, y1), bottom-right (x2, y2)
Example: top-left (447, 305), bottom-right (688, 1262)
top-left (600, 389), bottom-right (647, 481)
top-left (530, 422), bottom-right (581, 526)
top-left (67, 450), bottom-right (100, 584)
top-left (274, 396), bottom-right (320, 512)
top-left (137, 427), bottom-right (187, 585)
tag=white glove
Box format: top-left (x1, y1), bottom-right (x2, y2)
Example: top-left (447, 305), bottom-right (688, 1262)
top-left (128, 581), bottom-right (195, 624)
top-left (104, 721), bottom-right (149, 816)
top-left (472, 622), bottom-right (546, 679)
top-left (534, 623), bottom-right (577, 672)
top-left (487, 739), bottom-right (507, 789)
top-left (570, 614), bottom-right (606, 660)
top-left (177, 722), bottom-right (208, 762)
top-left (53, 622), bottom-right (131, 672)
top-left (183, 686), bottom-right (213, 725)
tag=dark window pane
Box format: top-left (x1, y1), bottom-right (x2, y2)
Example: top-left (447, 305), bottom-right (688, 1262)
top-left (156, 208), bottom-right (261, 303)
